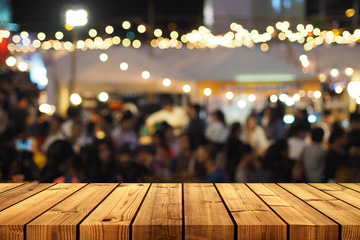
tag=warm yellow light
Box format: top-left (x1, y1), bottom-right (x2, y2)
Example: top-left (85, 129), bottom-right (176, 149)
top-left (137, 24), bottom-right (146, 33)
top-left (97, 92), bottom-right (109, 102)
top-left (20, 31), bottom-right (29, 39)
top-left (5, 56), bottom-right (16, 67)
top-left (89, 29), bottom-right (97, 37)
top-left (154, 29), bottom-right (163, 37)
top-left (266, 26), bottom-right (275, 34)
top-left (293, 93), bottom-right (301, 101)
top-left (330, 68), bottom-right (339, 77)
top-left (99, 53), bottom-right (108, 62)
top-left (346, 8), bottom-right (356, 18)
top-left (18, 62), bottom-right (28, 72)
top-left (248, 94), bottom-right (256, 102)
top-left (120, 62), bottom-right (128, 71)
top-left (12, 35), bottom-right (20, 43)
top-left (112, 36), bottom-right (121, 45)
top-left (237, 100), bottom-right (247, 108)
top-left (347, 81), bottom-right (360, 98)
top-left (314, 90), bottom-right (322, 99)
top-left (306, 24), bottom-right (314, 32)
top-left (204, 88), bottom-right (212, 96)
top-left (65, 9), bottom-right (88, 27)
top-left (319, 73), bottom-right (327, 82)
top-left (183, 84), bottom-right (191, 93)
top-left (270, 94), bottom-right (278, 103)
top-left (122, 21), bottom-right (131, 29)
top-left (163, 78), bottom-right (171, 87)
top-left (37, 32), bottom-right (46, 41)
top-left (335, 85), bottom-right (343, 94)
top-left (170, 31), bottom-right (179, 39)
top-left (65, 24), bottom-right (74, 31)
top-left (53, 32), bottom-right (63, 41)
top-left (132, 40), bottom-right (141, 48)
top-left (39, 104), bottom-right (52, 114)
top-left (122, 38), bottom-right (131, 47)
top-left (299, 54), bottom-right (308, 62)
top-left (142, 71), bottom-right (150, 79)
top-left (345, 67), bottom-right (354, 76)
top-left (105, 25), bottom-right (114, 34)
top-left (225, 91), bottom-right (234, 100)
top-left (260, 43), bottom-right (269, 52)
top-left (70, 93), bottom-right (82, 105)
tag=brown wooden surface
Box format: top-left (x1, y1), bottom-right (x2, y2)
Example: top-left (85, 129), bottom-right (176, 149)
top-left (340, 183), bottom-right (360, 192)
top-left (311, 183), bottom-right (360, 210)
top-left (0, 183), bottom-right (85, 240)
top-left (216, 183), bottom-right (286, 240)
top-left (0, 183), bottom-right (23, 194)
top-left (0, 183), bottom-right (54, 211)
top-left (184, 183), bottom-right (234, 240)
top-left (280, 183), bottom-right (360, 240)
top-left (0, 183), bottom-right (360, 239)
top-left (248, 183), bottom-right (338, 240)
top-left (132, 183), bottom-right (182, 240)
top-left (80, 183), bottom-right (150, 240)
top-left (27, 183), bottom-right (117, 240)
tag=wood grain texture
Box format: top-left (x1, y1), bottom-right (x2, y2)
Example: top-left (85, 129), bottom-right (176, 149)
top-left (311, 183), bottom-right (360, 210)
top-left (80, 183), bottom-right (150, 240)
top-left (133, 183), bottom-right (182, 240)
top-left (280, 183), bottom-right (360, 240)
top-left (216, 183), bottom-right (286, 240)
top-left (27, 183), bottom-right (117, 240)
top-left (340, 183), bottom-right (360, 192)
top-left (0, 183), bottom-right (85, 240)
top-left (184, 183), bottom-right (234, 240)
top-left (0, 183), bottom-right (54, 211)
top-left (248, 183), bottom-right (338, 240)
top-left (0, 183), bottom-right (23, 194)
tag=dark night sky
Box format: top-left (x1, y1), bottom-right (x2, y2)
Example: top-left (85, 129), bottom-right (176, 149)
top-left (11, 0), bottom-right (204, 32)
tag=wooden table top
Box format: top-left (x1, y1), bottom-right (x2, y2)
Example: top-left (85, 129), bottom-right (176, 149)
top-left (0, 183), bottom-right (359, 240)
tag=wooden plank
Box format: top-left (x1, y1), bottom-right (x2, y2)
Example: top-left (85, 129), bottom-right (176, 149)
top-left (0, 183), bottom-right (54, 211)
top-left (27, 183), bottom-right (118, 240)
top-left (184, 183), bottom-right (234, 240)
top-left (311, 183), bottom-right (360, 210)
top-left (0, 183), bottom-right (24, 194)
top-left (340, 183), bottom-right (360, 193)
top-left (216, 183), bottom-right (286, 240)
top-left (80, 183), bottom-right (150, 240)
top-left (132, 183), bottom-right (182, 240)
top-left (248, 183), bottom-right (338, 240)
top-left (0, 183), bottom-right (85, 240)
top-left (280, 183), bottom-right (360, 240)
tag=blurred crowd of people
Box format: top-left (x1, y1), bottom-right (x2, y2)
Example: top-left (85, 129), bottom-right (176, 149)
top-left (1, 73), bottom-right (360, 183)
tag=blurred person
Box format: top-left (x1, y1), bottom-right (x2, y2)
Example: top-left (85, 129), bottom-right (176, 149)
top-left (224, 122), bottom-right (244, 182)
top-left (205, 109), bottom-right (228, 144)
top-left (0, 91), bottom-right (8, 134)
top-left (40, 140), bottom-right (80, 183)
top-left (116, 144), bottom-right (149, 183)
top-left (241, 115), bottom-right (269, 156)
top-left (335, 129), bottom-right (360, 182)
top-left (264, 103), bottom-right (286, 141)
top-left (196, 143), bottom-right (226, 183)
top-left (324, 125), bottom-right (348, 182)
top-left (186, 103), bottom-right (206, 150)
top-left (286, 123), bottom-right (309, 162)
top-left (61, 106), bottom-right (82, 140)
top-left (86, 139), bottom-right (117, 183)
top-left (261, 139), bottom-right (293, 182)
top-left (235, 144), bottom-right (260, 182)
top-left (293, 109), bottom-right (311, 132)
top-left (349, 112), bottom-right (360, 131)
top-left (152, 128), bottom-right (174, 180)
top-left (8, 95), bottom-right (30, 135)
top-left (146, 95), bottom-right (189, 130)
top-left (41, 115), bottom-right (64, 149)
top-left (111, 110), bottom-right (138, 151)
top-left (96, 113), bottom-right (113, 139)
top-left (0, 128), bottom-right (19, 182)
top-left (175, 133), bottom-right (196, 174)
top-left (302, 127), bottom-right (326, 183)
top-left (317, 110), bottom-right (335, 142)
